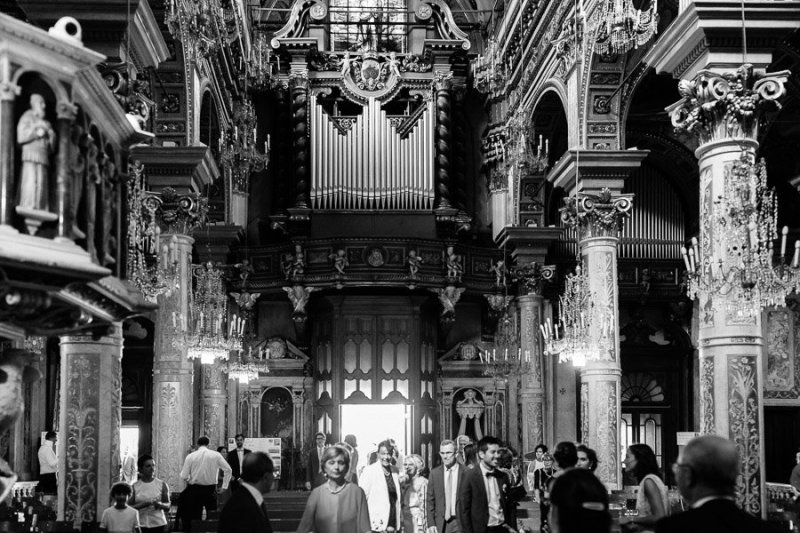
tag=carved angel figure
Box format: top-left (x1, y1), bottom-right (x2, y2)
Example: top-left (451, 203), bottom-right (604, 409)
top-left (490, 260), bottom-right (507, 288)
top-left (444, 246), bottom-right (464, 282)
top-left (284, 285), bottom-right (318, 315)
top-left (387, 51), bottom-right (401, 79)
top-left (485, 293), bottom-right (514, 314)
top-left (432, 285), bottom-right (465, 317)
top-left (407, 249), bottom-right (423, 278)
top-left (231, 291), bottom-right (260, 311)
top-left (329, 249), bottom-right (349, 275)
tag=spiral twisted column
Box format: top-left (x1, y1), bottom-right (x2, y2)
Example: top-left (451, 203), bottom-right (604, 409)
top-left (274, 85), bottom-right (291, 210)
top-left (433, 72), bottom-right (453, 209)
top-left (290, 72), bottom-right (310, 209)
top-left (667, 65), bottom-right (790, 516)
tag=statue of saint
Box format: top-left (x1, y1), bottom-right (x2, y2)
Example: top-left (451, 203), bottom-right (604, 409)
top-left (16, 94), bottom-right (55, 213)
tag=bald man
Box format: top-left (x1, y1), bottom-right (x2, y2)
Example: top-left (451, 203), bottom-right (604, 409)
top-left (655, 435), bottom-right (781, 533)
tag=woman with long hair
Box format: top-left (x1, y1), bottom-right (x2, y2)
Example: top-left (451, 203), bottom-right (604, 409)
top-left (576, 445), bottom-right (599, 473)
top-left (621, 444), bottom-right (669, 533)
top-left (548, 468), bottom-right (611, 533)
top-left (400, 454), bottom-right (428, 533)
top-left (359, 439), bottom-right (402, 532)
top-left (296, 444), bottom-right (371, 533)
top-left (344, 434), bottom-right (360, 484)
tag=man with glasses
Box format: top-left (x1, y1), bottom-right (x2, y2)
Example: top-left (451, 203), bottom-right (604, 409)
top-left (426, 440), bottom-right (466, 533)
top-left (655, 435), bottom-right (781, 533)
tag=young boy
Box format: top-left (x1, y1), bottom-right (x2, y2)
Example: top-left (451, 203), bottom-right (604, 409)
top-left (99, 482), bottom-right (141, 533)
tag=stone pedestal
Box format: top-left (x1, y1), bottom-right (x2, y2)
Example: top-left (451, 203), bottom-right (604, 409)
top-left (200, 362), bottom-right (228, 448)
top-left (152, 233), bottom-right (194, 493)
top-left (668, 65), bottom-right (790, 516)
top-left (57, 324), bottom-right (123, 527)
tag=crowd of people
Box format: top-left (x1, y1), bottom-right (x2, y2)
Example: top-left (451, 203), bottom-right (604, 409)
top-left (85, 431), bottom-right (784, 533)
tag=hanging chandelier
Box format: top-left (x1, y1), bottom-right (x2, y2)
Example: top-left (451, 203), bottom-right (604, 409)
top-left (178, 262), bottom-right (245, 364)
top-left (165, 0), bottom-right (226, 63)
top-left (472, 37), bottom-right (506, 95)
top-left (126, 162), bottom-right (180, 303)
top-left (247, 30), bottom-right (277, 92)
top-left (227, 350), bottom-right (259, 384)
top-left (481, 311), bottom-right (532, 379)
top-left (219, 99), bottom-right (270, 193)
top-left (593, 0), bottom-right (658, 56)
top-left (682, 153), bottom-right (800, 316)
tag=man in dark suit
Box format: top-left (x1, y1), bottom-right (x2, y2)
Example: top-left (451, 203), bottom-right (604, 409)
top-left (458, 436), bottom-right (517, 533)
top-left (228, 434), bottom-right (252, 490)
top-left (655, 435), bottom-right (782, 533)
top-left (426, 439), bottom-right (466, 533)
top-left (305, 432), bottom-right (327, 490)
top-left (218, 452), bottom-right (274, 533)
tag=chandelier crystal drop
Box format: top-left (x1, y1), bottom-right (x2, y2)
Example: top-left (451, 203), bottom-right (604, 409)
top-left (593, 0), bottom-right (658, 56)
top-left (540, 265), bottom-right (595, 367)
top-left (471, 37), bottom-right (506, 95)
top-left (165, 0), bottom-right (226, 62)
top-left (682, 153), bottom-right (800, 314)
top-left (247, 30), bottom-right (277, 92)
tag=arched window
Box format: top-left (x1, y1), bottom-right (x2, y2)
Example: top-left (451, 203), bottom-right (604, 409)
top-left (329, 0), bottom-right (407, 52)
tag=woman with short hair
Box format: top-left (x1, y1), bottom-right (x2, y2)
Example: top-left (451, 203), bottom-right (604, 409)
top-left (296, 444), bottom-right (371, 533)
top-left (130, 455), bottom-right (170, 533)
top-left (400, 454), bottom-right (428, 533)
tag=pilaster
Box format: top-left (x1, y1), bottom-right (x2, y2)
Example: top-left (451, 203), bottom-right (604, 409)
top-left (200, 362), bottom-right (228, 448)
top-left (57, 324), bottom-right (123, 527)
top-left (667, 64), bottom-right (789, 516)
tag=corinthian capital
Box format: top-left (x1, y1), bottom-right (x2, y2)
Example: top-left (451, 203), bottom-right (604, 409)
top-left (667, 64), bottom-right (789, 145)
top-left (288, 70), bottom-right (309, 90)
top-left (143, 186), bottom-right (207, 235)
top-left (560, 188), bottom-right (633, 240)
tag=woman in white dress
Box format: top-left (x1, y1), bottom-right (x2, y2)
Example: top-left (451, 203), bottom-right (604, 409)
top-left (400, 454), bottom-right (428, 533)
top-left (621, 444), bottom-right (669, 533)
top-left (130, 455), bottom-right (170, 533)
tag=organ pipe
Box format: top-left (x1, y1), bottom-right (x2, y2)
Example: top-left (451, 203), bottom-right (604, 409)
top-left (310, 95), bottom-right (435, 210)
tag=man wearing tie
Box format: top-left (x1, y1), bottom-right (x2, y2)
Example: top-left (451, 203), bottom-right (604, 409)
top-left (305, 432), bottom-right (327, 490)
top-left (218, 452), bottom-right (274, 533)
top-left (228, 434), bottom-right (252, 490)
top-left (426, 439), bottom-right (465, 533)
top-left (458, 436), bottom-right (517, 533)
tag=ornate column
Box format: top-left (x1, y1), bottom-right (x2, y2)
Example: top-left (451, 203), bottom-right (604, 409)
top-left (667, 65), bottom-right (789, 516)
top-left (54, 101), bottom-right (77, 240)
top-left (200, 362), bottom-right (228, 448)
top-left (515, 263), bottom-right (555, 454)
top-left (561, 189), bottom-right (633, 490)
top-left (289, 71), bottom-right (309, 209)
top-left (57, 324), bottom-right (123, 527)
top-left (433, 71), bottom-right (453, 210)
top-left (0, 81), bottom-right (20, 225)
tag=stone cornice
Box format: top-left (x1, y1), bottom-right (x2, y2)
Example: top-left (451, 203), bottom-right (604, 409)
top-left (193, 224), bottom-right (245, 264)
top-left (130, 144), bottom-right (218, 193)
top-left (644, 1), bottom-right (800, 78)
top-left (548, 150), bottom-right (649, 197)
top-left (495, 226), bottom-right (563, 265)
top-left (130, 0), bottom-right (169, 69)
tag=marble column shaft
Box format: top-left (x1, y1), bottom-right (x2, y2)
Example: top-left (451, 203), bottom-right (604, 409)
top-left (667, 65), bottom-right (790, 516)
top-left (518, 294), bottom-right (545, 454)
top-left (0, 82), bottom-right (19, 225)
top-left (57, 324), bottom-right (123, 527)
top-left (152, 233), bottom-right (195, 492)
top-left (200, 362), bottom-right (228, 448)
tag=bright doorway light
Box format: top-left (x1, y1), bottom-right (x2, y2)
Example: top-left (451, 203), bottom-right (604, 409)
top-left (340, 404), bottom-right (407, 462)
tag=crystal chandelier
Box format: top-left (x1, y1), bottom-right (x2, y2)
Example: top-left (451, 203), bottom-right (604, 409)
top-left (180, 262), bottom-right (244, 364)
top-left (126, 162), bottom-right (180, 302)
top-left (227, 350), bottom-right (259, 384)
top-left (472, 37), bottom-right (506, 95)
top-left (246, 30), bottom-right (276, 92)
top-left (593, 0), bottom-right (658, 56)
top-left (165, 0), bottom-right (226, 63)
top-left (517, 133), bottom-right (549, 174)
top-left (682, 153), bottom-right (800, 316)
top-left (219, 99), bottom-right (270, 193)
top-left (480, 311), bottom-right (531, 379)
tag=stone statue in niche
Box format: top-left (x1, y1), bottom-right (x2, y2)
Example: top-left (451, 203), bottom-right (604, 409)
top-left (407, 250), bottom-right (423, 278)
top-left (329, 249), bottom-right (348, 275)
top-left (444, 246), bottom-right (463, 282)
top-left (99, 152), bottom-right (118, 265)
top-left (455, 389), bottom-right (485, 441)
top-left (16, 94), bottom-right (56, 220)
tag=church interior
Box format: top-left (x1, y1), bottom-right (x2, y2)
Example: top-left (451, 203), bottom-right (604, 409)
top-left (2, 0), bottom-right (800, 529)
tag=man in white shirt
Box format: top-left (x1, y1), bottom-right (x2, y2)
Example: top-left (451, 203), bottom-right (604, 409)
top-left (179, 436), bottom-right (232, 532)
top-left (37, 431), bottom-right (57, 493)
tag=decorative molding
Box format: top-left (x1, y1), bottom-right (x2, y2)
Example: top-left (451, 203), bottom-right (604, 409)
top-left (561, 188), bottom-right (634, 240)
top-left (728, 355), bottom-right (761, 515)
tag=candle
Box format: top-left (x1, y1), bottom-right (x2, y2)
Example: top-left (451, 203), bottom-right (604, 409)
top-left (539, 324), bottom-right (547, 340)
top-left (479, 352), bottom-right (484, 363)
top-left (681, 246), bottom-right (691, 271)
top-left (793, 241), bottom-right (800, 268)
top-left (172, 312), bottom-right (177, 328)
top-left (781, 226), bottom-right (788, 258)
top-left (253, 127), bottom-right (257, 143)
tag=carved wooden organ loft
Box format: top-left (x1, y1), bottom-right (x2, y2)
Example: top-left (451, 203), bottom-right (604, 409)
top-left (270, 0), bottom-right (470, 212)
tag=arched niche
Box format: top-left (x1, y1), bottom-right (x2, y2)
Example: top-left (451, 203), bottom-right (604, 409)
top-left (531, 89), bottom-right (569, 226)
top-left (199, 89), bottom-right (225, 222)
top-left (260, 386), bottom-right (294, 440)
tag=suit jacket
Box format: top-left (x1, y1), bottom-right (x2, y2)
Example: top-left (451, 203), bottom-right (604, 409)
top-left (307, 447), bottom-right (326, 486)
top-left (217, 485), bottom-right (273, 533)
top-left (228, 448), bottom-right (252, 479)
top-left (426, 464), bottom-right (467, 533)
top-left (655, 499), bottom-right (783, 533)
top-left (457, 466), bottom-right (512, 533)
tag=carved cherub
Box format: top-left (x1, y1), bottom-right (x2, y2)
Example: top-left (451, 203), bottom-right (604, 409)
top-left (235, 258), bottom-right (256, 287)
top-left (284, 285), bottom-right (318, 315)
top-left (490, 260), bottom-right (507, 288)
top-left (444, 246), bottom-right (464, 282)
top-left (231, 291), bottom-right (260, 311)
top-left (387, 51), bottom-right (401, 79)
top-left (407, 249), bottom-right (423, 279)
top-left (281, 244), bottom-right (306, 280)
top-left (431, 285), bottom-right (466, 317)
top-left (329, 249), bottom-right (349, 275)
